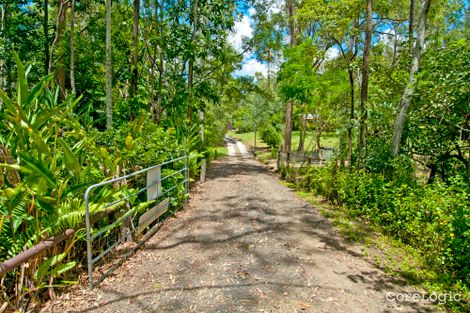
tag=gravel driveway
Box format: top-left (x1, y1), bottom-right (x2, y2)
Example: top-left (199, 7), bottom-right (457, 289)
top-left (42, 155), bottom-right (436, 313)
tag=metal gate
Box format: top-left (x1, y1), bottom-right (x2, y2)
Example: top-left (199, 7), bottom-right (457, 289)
top-left (84, 153), bottom-right (189, 289)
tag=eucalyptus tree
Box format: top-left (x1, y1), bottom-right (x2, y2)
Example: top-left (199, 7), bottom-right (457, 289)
top-left (298, 0), bottom-right (362, 165)
top-left (105, 0), bottom-right (112, 129)
top-left (391, 0), bottom-right (432, 156)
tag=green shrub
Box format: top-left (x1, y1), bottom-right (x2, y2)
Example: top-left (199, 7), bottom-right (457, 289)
top-left (260, 124), bottom-right (280, 148)
top-left (298, 164), bottom-right (470, 286)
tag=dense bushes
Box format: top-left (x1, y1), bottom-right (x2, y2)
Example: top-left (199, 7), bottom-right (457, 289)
top-left (298, 164), bottom-right (470, 286)
top-left (260, 125), bottom-right (281, 148)
top-left (0, 59), bottom-right (193, 309)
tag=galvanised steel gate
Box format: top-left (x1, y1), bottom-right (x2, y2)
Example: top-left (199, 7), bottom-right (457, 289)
top-left (84, 152), bottom-right (189, 289)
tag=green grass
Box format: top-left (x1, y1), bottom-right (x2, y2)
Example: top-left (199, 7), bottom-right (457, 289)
top-left (228, 130), bottom-right (340, 153)
top-left (291, 130), bottom-right (340, 151)
top-left (226, 131), bottom-right (268, 148)
top-left (213, 146), bottom-right (228, 159)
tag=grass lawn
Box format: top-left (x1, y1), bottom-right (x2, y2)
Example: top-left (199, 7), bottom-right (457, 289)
top-left (226, 131), bottom-right (268, 149)
top-left (213, 146), bottom-right (228, 158)
top-left (227, 130), bottom-right (339, 152)
top-left (291, 130), bottom-right (339, 151)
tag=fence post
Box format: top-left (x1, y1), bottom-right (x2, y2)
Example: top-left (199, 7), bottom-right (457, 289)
top-left (200, 159), bottom-right (206, 183)
top-left (184, 137), bottom-right (189, 194)
top-left (84, 189), bottom-right (93, 290)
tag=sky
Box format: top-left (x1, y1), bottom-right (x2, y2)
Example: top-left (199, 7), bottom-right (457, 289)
top-left (226, 3), bottom-right (341, 78)
top-left (228, 8), bottom-right (269, 77)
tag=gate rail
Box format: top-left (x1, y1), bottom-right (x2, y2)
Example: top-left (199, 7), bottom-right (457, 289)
top-left (85, 153), bottom-right (189, 289)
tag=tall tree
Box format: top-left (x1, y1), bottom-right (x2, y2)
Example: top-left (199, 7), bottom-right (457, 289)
top-left (70, 0), bottom-right (75, 93)
top-left (130, 0), bottom-right (139, 98)
top-left (391, 0), bottom-right (432, 156)
top-left (105, 0), bottom-right (113, 129)
top-left (44, 0), bottom-right (49, 75)
top-left (283, 0), bottom-right (296, 163)
top-left (49, 0), bottom-right (69, 99)
top-left (358, 0), bottom-right (373, 167)
top-left (187, 0), bottom-right (198, 120)
top-left (408, 0), bottom-right (415, 50)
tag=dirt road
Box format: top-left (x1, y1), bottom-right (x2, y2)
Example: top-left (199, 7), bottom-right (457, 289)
top-left (43, 155), bottom-right (435, 313)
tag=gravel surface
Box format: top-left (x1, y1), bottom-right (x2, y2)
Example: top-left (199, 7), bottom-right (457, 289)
top-left (41, 155), bottom-right (437, 313)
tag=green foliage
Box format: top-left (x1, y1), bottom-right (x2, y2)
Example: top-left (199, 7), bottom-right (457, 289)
top-left (260, 124), bottom-right (281, 148)
top-left (0, 59), bottom-right (190, 309)
top-left (298, 164), bottom-right (470, 287)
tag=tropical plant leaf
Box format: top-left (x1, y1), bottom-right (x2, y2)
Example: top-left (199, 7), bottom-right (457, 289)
top-left (12, 52), bottom-right (28, 107)
top-left (18, 152), bottom-right (57, 187)
top-left (49, 261), bottom-right (76, 277)
top-left (58, 138), bottom-right (81, 175)
top-left (0, 89), bottom-right (14, 113)
top-left (0, 163), bottom-right (31, 174)
top-left (25, 74), bottom-right (54, 107)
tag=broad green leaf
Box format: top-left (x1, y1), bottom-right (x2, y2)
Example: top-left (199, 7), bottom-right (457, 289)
top-left (25, 74), bottom-right (54, 107)
top-left (58, 138), bottom-right (81, 174)
top-left (18, 152), bottom-right (57, 187)
top-left (12, 52), bottom-right (28, 107)
top-left (49, 261), bottom-right (76, 276)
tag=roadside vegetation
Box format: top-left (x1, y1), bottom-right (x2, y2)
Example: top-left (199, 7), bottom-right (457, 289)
top-left (226, 1), bottom-right (469, 310)
top-left (0, 0), bottom-right (468, 311)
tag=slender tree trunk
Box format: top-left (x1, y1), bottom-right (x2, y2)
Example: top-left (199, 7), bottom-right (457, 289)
top-left (130, 0), bottom-right (139, 98)
top-left (408, 0), bottom-right (415, 51)
top-left (69, 0), bottom-right (75, 93)
top-left (358, 0), bottom-right (373, 168)
top-left (254, 130), bottom-right (257, 150)
top-left (467, 141), bottom-right (470, 178)
top-left (105, 0), bottom-right (113, 129)
top-left (317, 131), bottom-right (322, 158)
top-left (187, 0), bottom-right (198, 120)
top-left (391, 0), bottom-right (431, 156)
top-left (283, 0), bottom-right (296, 162)
top-left (148, 0), bottom-right (157, 122)
top-left (297, 113), bottom-right (305, 153)
top-left (55, 0), bottom-right (68, 100)
top-left (156, 0), bottom-right (165, 123)
top-left (0, 4), bottom-right (6, 89)
top-left (392, 21), bottom-right (398, 64)
top-left (347, 69), bottom-right (354, 166)
top-left (284, 101), bottom-right (293, 155)
top-left (3, 3), bottom-right (12, 93)
top-left (44, 0), bottom-right (49, 75)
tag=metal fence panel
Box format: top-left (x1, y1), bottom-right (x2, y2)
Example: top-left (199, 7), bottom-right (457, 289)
top-left (84, 153), bottom-right (189, 289)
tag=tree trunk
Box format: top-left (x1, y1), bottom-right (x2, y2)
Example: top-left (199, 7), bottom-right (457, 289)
top-left (467, 141), bottom-right (470, 178)
top-left (156, 0), bottom-right (165, 123)
top-left (0, 4), bottom-right (6, 89)
top-left (187, 0), bottom-right (198, 120)
top-left (391, 0), bottom-right (431, 156)
top-left (44, 0), bottom-right (49, 75)
top-left (408, 0), bottom-right (415, 51)
top-left (105, 0), bottom-right (113, 129)
top-left (297, 114), bottom-right (305, 153)
top-left (149, 0), bottom-right (157, 122)
top-left (347, 69), bottom-right (354, 166)
top-left (254, 130), bottom-right (257, 150)
top-left (55, 0), bottom-right (68, 100)
top-left (316, 128), bottom-right (322, 165)
top-left (69, 0), bottom-right (75, 93)
top-left (284, 100), bottom-right (293, 158)
top-left (358, 0), bottom-right (373, 168)
top-left (130, 0), bottom-right (139, 98)
top-left (283, 0), bottom-right (296, 162)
